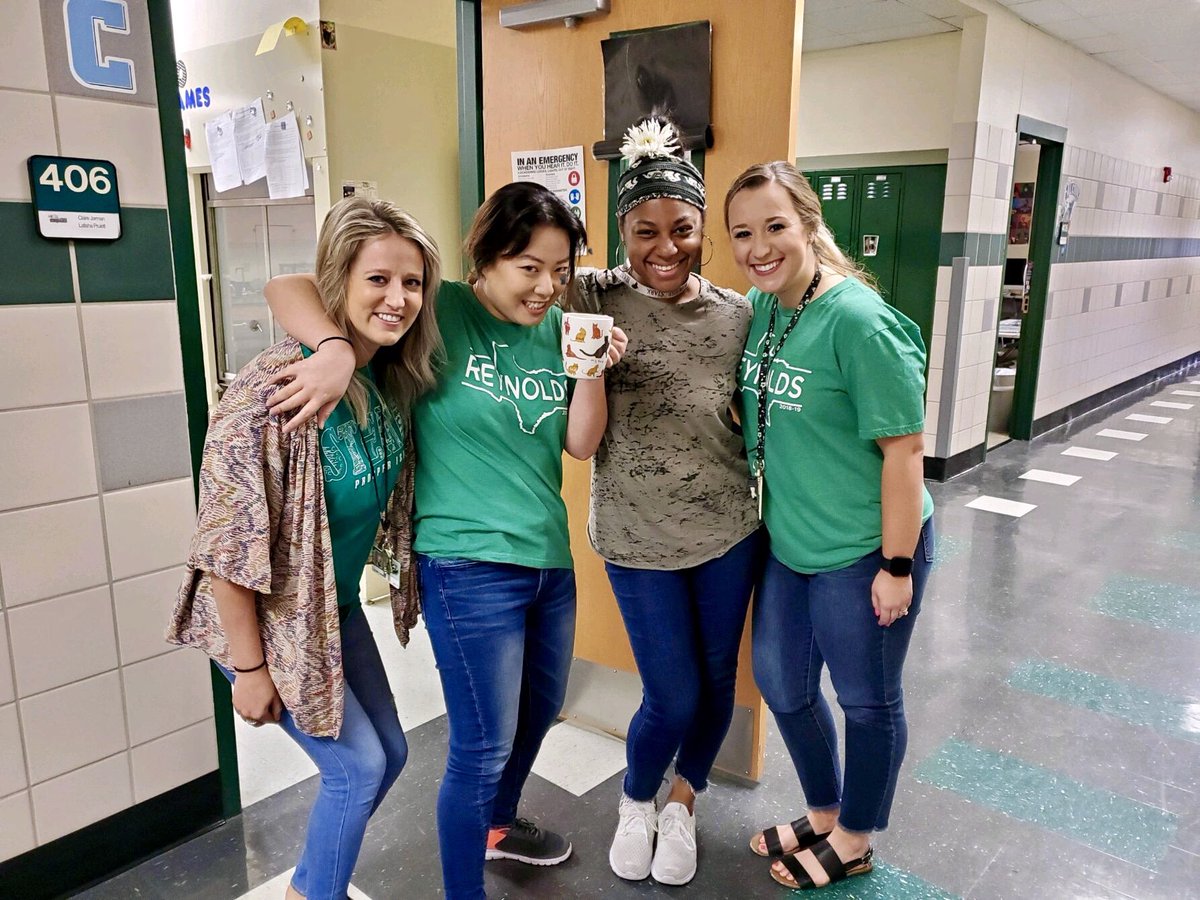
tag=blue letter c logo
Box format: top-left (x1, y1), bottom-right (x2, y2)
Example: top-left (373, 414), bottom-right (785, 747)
top-left (64, 0), bottom-right (137, 94)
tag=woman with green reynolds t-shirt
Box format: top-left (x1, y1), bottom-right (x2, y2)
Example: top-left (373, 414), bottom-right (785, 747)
top-left (264, 183), bottom-right (626, 900)
top-left (724, 162), bottom-right (935, 893)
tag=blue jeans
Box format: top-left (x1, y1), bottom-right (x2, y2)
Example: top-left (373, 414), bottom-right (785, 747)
top-left (605, 528), bottom-right (763, 800)
top-left (217, 606), bottom-right (408, 900)
top-left (418, 556), bottom-right (576, 900)
top-left (752, 517), bottom-right (935, 833)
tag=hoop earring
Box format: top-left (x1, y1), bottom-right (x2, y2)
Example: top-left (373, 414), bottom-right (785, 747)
top-left (701, 233), bottom-right (714, 267)
top-left (614, 238), bottom-right (627, 264)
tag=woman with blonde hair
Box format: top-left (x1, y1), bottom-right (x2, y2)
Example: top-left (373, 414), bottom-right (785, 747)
top-left (725, 162), bottom-right (935, 892)
top-left (168, 197), bottom-right (442, 900)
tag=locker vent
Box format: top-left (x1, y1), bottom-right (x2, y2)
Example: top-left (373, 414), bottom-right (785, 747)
top-left (865, 179), bottom-right (893, 200)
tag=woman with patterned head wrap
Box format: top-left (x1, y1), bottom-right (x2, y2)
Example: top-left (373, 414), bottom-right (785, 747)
top-left (563, 115), bottom-right (763, 887)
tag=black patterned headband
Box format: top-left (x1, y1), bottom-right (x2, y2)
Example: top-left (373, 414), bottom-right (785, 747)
top-left (615, 120), bottom-right (706, 218)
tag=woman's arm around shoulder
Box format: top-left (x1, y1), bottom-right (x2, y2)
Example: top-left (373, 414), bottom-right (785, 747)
top-left (559, 267), bottom-right (604, 315)
top-left (263, 273), bottom-right (356, 431)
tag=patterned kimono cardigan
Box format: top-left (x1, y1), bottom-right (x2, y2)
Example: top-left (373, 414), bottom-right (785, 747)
top-left (166, 338), bottom-right (418, 738)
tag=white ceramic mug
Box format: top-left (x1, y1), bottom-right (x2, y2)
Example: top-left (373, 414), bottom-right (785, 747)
top-left (561, 313), bottom-right (614, 379)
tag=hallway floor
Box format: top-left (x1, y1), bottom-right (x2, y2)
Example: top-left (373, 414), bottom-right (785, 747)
top-left (77, 373), bottom-right (1200, 899)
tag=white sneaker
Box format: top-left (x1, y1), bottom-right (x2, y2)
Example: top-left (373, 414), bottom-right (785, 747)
top-left (651, 801), bottom-right (697, 885)
top-left (609, 794), bottom-right (657, 881)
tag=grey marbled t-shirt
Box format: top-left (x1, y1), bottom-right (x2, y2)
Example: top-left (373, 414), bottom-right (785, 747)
top-left (566, 267), bottom-right (759, 570)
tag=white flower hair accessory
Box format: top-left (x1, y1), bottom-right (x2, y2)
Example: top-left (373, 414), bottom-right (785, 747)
top-left (620, 118), bottom-right (681, 164)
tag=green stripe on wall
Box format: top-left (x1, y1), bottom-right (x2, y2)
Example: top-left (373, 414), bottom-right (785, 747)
top-left (915, 739), bottom-right (1177, 866)
top-left (1062, 236), bottom-right (1200, 264)
top-left (1089, 574), bottom-right (1200, 636)
top-left (75, 206), bottom-right (175, 300)
top-left (939, 233), bottom-right (1200, 269)
top-left (938, 232), bottom-right (1007, 267)
top-left (1008, 661), bottom-right (1200, 744)
top-left (0, 202), bottom-right (74, 304)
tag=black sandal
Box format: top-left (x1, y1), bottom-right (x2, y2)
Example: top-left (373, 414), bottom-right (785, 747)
top-left (751, 817), bottom-right (831, 858)
top-left (770, 839), bottom-right (873, 890)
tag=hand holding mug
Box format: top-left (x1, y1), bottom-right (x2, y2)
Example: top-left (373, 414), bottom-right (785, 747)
top-left (562, 313), bottom-right (624, 379)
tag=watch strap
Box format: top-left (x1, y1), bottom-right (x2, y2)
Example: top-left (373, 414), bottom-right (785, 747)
top-left (880, 555), bottom-right (914, 577)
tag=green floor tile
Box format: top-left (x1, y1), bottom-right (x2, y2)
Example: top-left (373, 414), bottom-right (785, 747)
top-left (1089, 574), bottom-right (1200, 636)
top-left (934, 533), bottom-right (969, 566)
top-left (0, 202), bottom-right (74, 304)
top-left (1008, 660), bottom-right (1200, 744)
top-left (1158, 530), bottom-right (1200, 553)
top-left (780, 861), bottom-right (959, 899)
top-left (914, 739), bottom-right (1177, 867)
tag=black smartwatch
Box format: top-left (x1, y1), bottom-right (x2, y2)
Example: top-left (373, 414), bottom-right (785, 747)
top-left (880, 555), bottom-right (913, 577)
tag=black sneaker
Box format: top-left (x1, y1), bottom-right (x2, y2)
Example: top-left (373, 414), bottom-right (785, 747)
top-left (485, 817), bottom-right (573, 866)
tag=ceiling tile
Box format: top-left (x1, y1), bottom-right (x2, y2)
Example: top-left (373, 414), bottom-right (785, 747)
top-left (842, 20), bottom-right (957, 46)
top-left (1071, 33), bottom-right (1127, 54)
top-left (1036, 16), bottom-right (1111, 41)
top-left (1004, 0), bottom-right (1079, 25)
top-left (900, 0), bottom-right (976, 18)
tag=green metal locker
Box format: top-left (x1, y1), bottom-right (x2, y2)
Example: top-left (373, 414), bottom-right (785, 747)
top-left (803, 163), bottom-right (946, 360)
top-left (858, 172), bottom-right (902, 301)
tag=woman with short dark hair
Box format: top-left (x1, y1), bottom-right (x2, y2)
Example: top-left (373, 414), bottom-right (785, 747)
top-left (263, 182), bottom-right (626, 900)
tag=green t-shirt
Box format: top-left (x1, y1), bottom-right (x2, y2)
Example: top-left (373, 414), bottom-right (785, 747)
top-left (737, 277), bottom-right (934, 574)
top-left (413, 280), bottom-right (572, 569)
top-left (308, 348), bottom-right (404, 618)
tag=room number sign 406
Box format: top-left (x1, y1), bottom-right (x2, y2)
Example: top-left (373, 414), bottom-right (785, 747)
top-left (27, 155), bottom-right (123, 240)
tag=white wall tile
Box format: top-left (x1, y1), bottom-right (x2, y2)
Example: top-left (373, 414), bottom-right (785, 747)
top-left (0, 306), bottom-right (88, 411)
top-left (81, 302), bottom-right (184, 400)
top-left (103, 479), bottom-right (194, 581)
top-left (0, 1), bottom-right (48, 92)
top-left (0, 498), bottom-right (108, 608)
top-left (0, 703), bottom-right (27, 797)
top-left (0, 615), bottom-right (12, 705)
top-left (21, 672), bottom-right (127, 785)
top-left (9, 587), bottom-right (118, 696)
top-left (942, 195), bottom-right (969, 232)
top-left (31, 752), bottom-right (131, 844)
top-left (123, 649), bottom-right (213, 745)
top-left (0, 792), bottom-right (35, 862)
top-left (0, 405), bottom-right (97, 511)
top-left (0, 91), bottom-right (56, 201)
top-left (55, 97), bottom-right (167, 208)
top-left (132, 718), bottom-right (217, 803)
top-left (946, 160), bottom-right (973, 197)
top-left (949, 121), bottom-right (976, 159)
top-left (114, 567), bottom-right (185, 665)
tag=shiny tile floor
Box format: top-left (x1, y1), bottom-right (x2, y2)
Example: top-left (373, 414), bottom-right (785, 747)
top-left (78, 372), bottom-right (1200, 899)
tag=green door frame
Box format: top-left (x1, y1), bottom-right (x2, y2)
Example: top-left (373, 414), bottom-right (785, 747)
top-left (456, 0), bottom-right (484, 260)
top-left (1008, 117), bottom-right (1066, 441)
